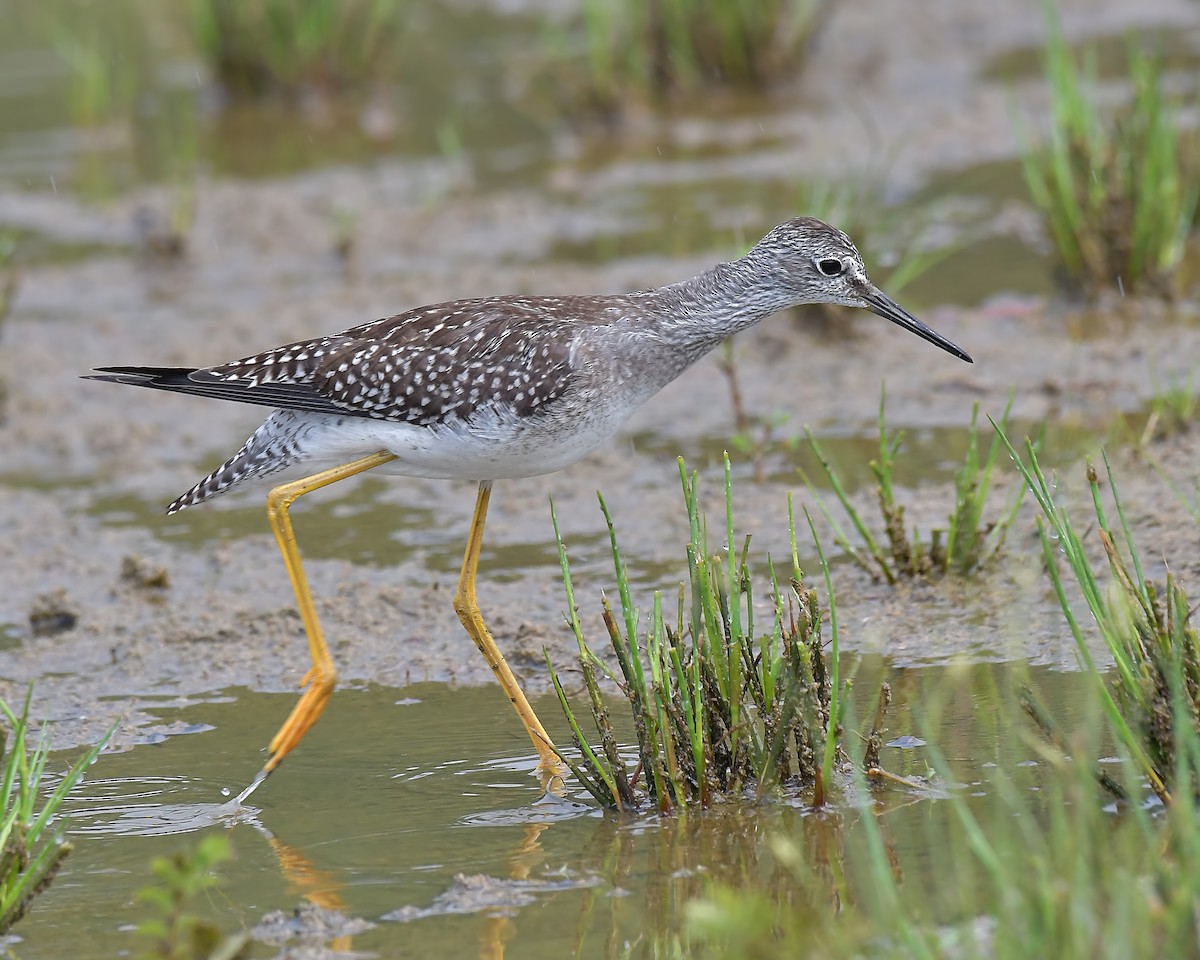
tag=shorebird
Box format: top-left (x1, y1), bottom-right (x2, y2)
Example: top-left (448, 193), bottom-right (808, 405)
top-left (88, 217), bottom-right (971, 796)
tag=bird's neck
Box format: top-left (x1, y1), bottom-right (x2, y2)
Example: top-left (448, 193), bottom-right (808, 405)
top-left (653, 256), bottom-right (793, 351)
top-left (575, 255), bottom-right (796, 406)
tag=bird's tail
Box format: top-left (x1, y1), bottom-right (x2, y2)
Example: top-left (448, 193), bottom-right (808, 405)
top-left (167, 411), bottom-right (302, 515)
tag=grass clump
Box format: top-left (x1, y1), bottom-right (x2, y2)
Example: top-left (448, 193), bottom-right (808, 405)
top-left (1018, 16), bottom-right (1199, 299)
top-left (548, 455), bottom-right (883, 812)
top-left (36, 0), bottom-right (150, 130)
top-left (0, 690), bottom-right (108, 933)
top-left (29, 1), bottom-right (200, 223)
top-left (1002, 435), bottom-right (1200, 806)
top-left (1111, 368), bottom-right (1200, 451)
top-left (136, 834), bottom-right (247, 960)
top-left (551, 0), bottom-right (830, 117)
top-left (801, 391), bottom-right (1025, 583)
top-left (189, 0), bottom-right (407, 98)
top-left (1140, 369), bottom-right (1199, 446)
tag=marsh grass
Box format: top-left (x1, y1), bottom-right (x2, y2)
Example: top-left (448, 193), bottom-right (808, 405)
top-left (0, 690), bottom-right (108, 933)
top-left (567, 442), bottom-right (1200, 957)
top-left (689, 731), bottom-right (1200, 959)
top-left (547, 455), bottom-right (883, 812)
top-left (800, 391), bottom-right (1025, 583)
top-left (1018, 14), bottom-right (1199, 299)
top-left (32, 0), bottom-right (201, 218)
top-left (189, 0), bottom-right (406, 97)
top-left (550, 0), bottom-right (831, 118)
top-left (1000, 434), bottom-right (1200, 805)
top-left (1140, 369), bottom-right (1199, 445)
top-left (37, 0), bottom-right (150, 130)
top-left (685, 619), bottom-right (1200, 958)
top-left (568, 650), bottom-right (1200, 959)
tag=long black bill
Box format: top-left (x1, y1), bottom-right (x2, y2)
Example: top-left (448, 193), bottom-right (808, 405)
top-left (863, 287), bottom-right (973, 363)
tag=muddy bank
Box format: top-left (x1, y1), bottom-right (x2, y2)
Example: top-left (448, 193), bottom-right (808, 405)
top-left (3, 411), bottom-right (1197, 759)
top-left (1, 0), bottom-right (1199, 757)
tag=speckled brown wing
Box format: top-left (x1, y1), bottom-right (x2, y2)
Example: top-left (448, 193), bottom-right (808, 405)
top-left (197, 296), bottom-right (582, 425)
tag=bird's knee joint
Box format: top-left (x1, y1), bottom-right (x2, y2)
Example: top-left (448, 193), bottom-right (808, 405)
top-left (266, 485), bottom-right (299, 515)
top-left (452, 587), bottom-right (476, 614)
top-left (309, 665), bottom-right (337, 691)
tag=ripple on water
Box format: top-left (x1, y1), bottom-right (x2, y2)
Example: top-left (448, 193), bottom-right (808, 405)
top-left (68, 776), bottom-right (262, 837)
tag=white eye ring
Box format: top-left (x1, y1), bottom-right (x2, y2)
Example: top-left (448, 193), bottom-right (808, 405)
top-left (817, 258), bottom-right (845, 277)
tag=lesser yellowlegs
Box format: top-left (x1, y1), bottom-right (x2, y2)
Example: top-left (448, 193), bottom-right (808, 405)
top-left (87, 217), bottom-right (971, 796)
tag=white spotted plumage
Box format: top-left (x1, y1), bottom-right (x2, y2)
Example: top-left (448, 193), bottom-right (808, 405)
top-left (87, 218), bottom-right (971, 516)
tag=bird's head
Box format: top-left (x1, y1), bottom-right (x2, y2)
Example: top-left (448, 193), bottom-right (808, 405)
top-left (745, 217), bottom-right (972, 363)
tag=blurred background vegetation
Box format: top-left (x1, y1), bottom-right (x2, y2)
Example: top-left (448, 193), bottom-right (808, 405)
top-left (2, 0), bottom-right (1195, 297)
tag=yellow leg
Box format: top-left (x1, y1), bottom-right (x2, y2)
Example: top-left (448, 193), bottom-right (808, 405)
top-left (260, 450), bottom-right (397, 777)
top-left (453, 481), bottom-right (560, 771)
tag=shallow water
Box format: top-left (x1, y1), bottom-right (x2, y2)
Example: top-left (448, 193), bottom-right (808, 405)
top-left (16, 660), bottom-right (1094, 957)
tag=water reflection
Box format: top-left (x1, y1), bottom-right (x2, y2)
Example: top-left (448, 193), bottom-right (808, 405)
top-left (28, 662), bottom-right (1103, 958)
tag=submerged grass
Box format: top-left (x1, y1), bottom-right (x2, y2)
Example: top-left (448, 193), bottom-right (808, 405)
top-left (606, 435), bottom-right (1200, 958)
top-left (1000, 433), bottom-right (1200, 805)
top-left (563, 648), bottom-right (1200, 958)
top-left (0, 690), bottom-right (109, 933)
top-left (800, 390), bottom-right (1025, 583)
top-left (1018, 13), bottom-right (1199, 298)
top-left (547, 454), bottom-right (883, 812)
top-left (688, 722), bottom-right (1200, 959)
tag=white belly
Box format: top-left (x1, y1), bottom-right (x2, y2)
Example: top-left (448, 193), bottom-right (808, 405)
top-left (280, 402), bottom-right (628, 482)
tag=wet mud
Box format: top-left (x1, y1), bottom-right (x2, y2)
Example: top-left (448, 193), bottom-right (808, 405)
top-left (1, 0), bottom-right (1199, 763)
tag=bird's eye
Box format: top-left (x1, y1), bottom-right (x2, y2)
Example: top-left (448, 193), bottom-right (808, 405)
top-left (817, 258), bottom-right (845, 277)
